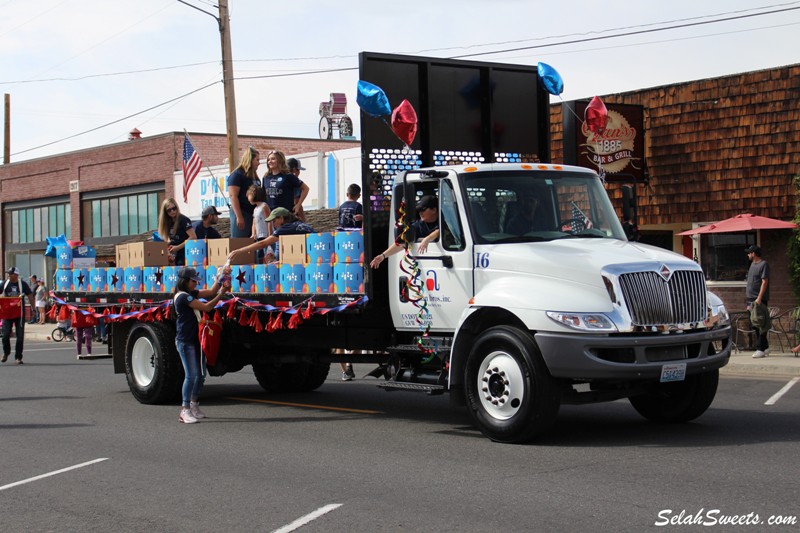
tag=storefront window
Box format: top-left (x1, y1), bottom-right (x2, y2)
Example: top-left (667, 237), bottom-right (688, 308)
top-left (700, 232), bottom-right (755, 282)
top-left (83, 191), bottom-right (163, 239)
top-left (4, 203), bottom-right (71, 244)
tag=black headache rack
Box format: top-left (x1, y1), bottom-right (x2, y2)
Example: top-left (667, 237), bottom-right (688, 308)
top-left (358, 51), bottom-right (551, 311)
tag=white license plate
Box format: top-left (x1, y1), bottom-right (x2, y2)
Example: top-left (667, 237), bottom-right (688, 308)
top-left (660, 363), bottom-right (687, 383)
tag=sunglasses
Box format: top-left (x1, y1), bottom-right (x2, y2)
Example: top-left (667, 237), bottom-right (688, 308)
top-left (167, 206), bottom-right (177, 212)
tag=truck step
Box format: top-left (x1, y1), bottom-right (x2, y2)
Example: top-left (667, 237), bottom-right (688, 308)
top-left (385, 344), bottom-right (450, 357)
top-left (376, 381), bottom-right (446, 395)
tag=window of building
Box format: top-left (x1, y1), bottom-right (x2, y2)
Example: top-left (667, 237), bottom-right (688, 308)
top-left (3, 203), bottom-right (71, 244)
top-left (700, 232), bottom-right (756, 282)
top-left (82, 191), bottom-right (163, 239)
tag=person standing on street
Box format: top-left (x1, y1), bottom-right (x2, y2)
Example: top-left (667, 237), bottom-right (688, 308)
top-left (173, 267), bottom-right (229, 424)
top-left (745, 244), bottom-right (770, 358)
top-left (2, 267), bottom-right (36, 364)
top-left (35, 279), bottom-right (48, 324)
top-left (28, 275), bottom-right (39, 323)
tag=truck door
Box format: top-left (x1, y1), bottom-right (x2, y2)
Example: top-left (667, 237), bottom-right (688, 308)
top-left (389, 179), bottom-right (473, 332)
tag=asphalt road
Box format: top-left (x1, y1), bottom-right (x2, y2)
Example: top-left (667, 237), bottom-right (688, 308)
top-left (1, 340), bottom-right (798, 532)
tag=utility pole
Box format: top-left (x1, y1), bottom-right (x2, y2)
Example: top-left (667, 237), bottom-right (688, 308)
top-left (218, 0), bottom-right (239, 173)
top-left (3, 93), bottom-right (9, 164)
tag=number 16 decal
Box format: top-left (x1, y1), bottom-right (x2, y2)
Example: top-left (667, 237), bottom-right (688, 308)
top-left (476, 253), bottom-right (490, 268)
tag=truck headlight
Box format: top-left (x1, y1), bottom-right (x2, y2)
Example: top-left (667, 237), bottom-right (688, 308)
top-left (546, 311), bottom-right (617, 332)
top-left (707, 292), bottom-right (730, 327)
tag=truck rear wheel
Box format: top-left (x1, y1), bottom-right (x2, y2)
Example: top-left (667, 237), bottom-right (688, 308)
top-left (464, 326), bottom-right (560, 443)
top-left (629, 370), bottom-right (719, 423)
top-left (124, 322), bottom-right (182, 404)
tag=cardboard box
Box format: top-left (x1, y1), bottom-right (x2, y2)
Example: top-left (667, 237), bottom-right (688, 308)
top-left (205, 265), bottom-right (218, 289)
top-left (278, 264), bottom-right (305, 293)
top-left (55, 269), bottom-right (72, 292)
top-left (334, 263), bottom-right (365, 294)
top-left (207, 238), bottom-right (255, 266)
top-left (72, 245), bottom-right (96, 269)
top-left (143, 267), bottom-right (166, 293)
top-left (279, 234), bottom-right (307, 265)
top-left (334, 231), bottom-right (364, 264)
top-left (254, 264), bottom-right (279, 293)
top-left (88, 268), bottom-right (107, 292)
top-left (56, 246), bottom-right (73, 269)
top-left (305, 263), bottom-right (334, 293)
top-left (106, 267), bottom-right (124, 292)
top-left (128, 242), bottom-right (169, 267)
top-left (231, 265), bottom-right (255, 293)
top-left (162, 266), bottom-right (177, 293)
top-left (123, 267), bottom-right (143, 292)
top-left (115, 244), bottom-right (129, 269)
top-left (72, 268), bottom-right (90, 291)
top-left (306, 232), bottom-right (335, 265)
top-left (185, 239), bottom-right (207, 267)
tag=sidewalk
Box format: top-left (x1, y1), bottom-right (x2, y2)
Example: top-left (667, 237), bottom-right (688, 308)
top-left (11, 322), bottom-right (800, 377)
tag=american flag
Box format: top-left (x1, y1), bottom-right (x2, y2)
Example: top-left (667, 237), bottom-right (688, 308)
top-left (569, 203), bottom-right (593, 232)
top-left (182, 134), bottom-right (202, 202)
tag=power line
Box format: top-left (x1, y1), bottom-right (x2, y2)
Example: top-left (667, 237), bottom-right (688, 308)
top-left (11, 3), bottom-right (799, 156)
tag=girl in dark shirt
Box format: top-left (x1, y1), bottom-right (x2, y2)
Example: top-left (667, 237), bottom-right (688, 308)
top-left (158, 198), bottom-right (196, 266)
top-left (173, 267), bottom-right (229, 424)
top-left (227, 147), bottom-right (261, 238)
top-left (263, 150), bottom-right (309, 219)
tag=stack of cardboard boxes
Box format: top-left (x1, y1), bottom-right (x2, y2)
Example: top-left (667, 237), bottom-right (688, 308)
top-left (53, 232), bottom-right (364, 294)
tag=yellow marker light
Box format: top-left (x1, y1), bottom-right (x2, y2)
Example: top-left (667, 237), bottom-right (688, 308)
top-left (521, 164), bottom-right (533, 170)
top-left (464, 166), bottom-right (478, 172)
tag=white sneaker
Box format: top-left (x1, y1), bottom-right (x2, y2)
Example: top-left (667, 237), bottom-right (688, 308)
top-left (189, 402), bottom-right (206, 419)
top-left (763, 348), bottom-right (771, 357)
top-left (179, 409), bottom-right (198, 424)
top-left (752, 350), bottom-right (766, 359)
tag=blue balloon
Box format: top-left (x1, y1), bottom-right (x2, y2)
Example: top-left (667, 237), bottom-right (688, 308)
top-left (356, 80), bottom-right (392, 117)
top-left (537, 62), bottom-right (564, 96)
top-left (45, 234), bottom-right (68, 257)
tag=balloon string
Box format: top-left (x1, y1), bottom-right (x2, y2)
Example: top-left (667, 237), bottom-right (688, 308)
top-left (394, 201), bottom-right (437, 362)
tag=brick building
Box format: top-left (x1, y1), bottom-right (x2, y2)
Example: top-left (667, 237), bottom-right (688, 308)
top-left (0, 132), bottom-right (355, 281)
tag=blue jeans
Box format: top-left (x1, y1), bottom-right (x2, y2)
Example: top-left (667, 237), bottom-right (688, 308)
top-left (176, 339), bottom-right (206, 407)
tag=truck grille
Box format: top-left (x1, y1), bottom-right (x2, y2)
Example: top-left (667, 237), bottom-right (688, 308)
top-left (618, 270), bottom-right (707, 326)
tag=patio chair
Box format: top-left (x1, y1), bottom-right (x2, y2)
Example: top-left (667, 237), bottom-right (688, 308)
top-left (768, 306), bottom-right (800, 355)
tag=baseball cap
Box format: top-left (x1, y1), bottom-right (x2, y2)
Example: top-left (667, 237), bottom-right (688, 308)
top-left (265, 207), bottom-right (291, 222)
top-left (177, 267), bottom-right (202, 282)
top-left (745, 245), bottom-right (761, 254)
top-left (287, 158), bottom-right (305, 171)
top-left (201, 205), bottom-right (221, 218)
top-left (6, 267), bottom-right (20, 275)
top-left (416, 195), bottom-right (437, 211)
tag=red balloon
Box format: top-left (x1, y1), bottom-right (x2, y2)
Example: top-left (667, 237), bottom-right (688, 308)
top-left (584, 96), bottom-right (608, 135)
top-left (391, 99), bottom-right (418, 146)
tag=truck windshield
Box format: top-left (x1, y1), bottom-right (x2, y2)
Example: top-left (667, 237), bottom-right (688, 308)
top-left (462, 170), bottom-right (627, 244)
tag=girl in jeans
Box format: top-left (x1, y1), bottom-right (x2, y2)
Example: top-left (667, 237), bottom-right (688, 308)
top-left (173, 267), bottom-right (229, 424)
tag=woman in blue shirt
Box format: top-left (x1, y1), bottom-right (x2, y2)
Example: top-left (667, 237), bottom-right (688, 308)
top-left (263, 150), bottom-right (309, 219)
top-left (173, 267), bottom-right (229, 424)
top-left (227, 147), bottom-right (261, 238)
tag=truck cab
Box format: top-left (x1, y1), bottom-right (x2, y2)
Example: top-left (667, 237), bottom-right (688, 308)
top-left (381, 162), bottom-right (731, 442)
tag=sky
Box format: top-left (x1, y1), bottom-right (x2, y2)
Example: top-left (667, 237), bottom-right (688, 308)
top-left (1, 0), bottom-right (799, 163)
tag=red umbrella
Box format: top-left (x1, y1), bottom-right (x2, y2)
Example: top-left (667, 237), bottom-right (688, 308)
top-left (678, 213), bottom-right (797, 235)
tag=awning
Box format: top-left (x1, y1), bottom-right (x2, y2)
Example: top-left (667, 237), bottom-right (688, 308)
top-left (678, 213), bottom-right (797, 235)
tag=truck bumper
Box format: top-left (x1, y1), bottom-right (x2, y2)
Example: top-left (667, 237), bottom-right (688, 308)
top-left (534, 327), bottom-right (731, 381)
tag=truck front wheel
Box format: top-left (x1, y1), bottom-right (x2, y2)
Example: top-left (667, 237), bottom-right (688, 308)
top-left (124, 322), bottom-right (182, 404)
top-left (464, 326), bottom-right (560, 443)
top-left (629, 370), bottom-right (719, 423)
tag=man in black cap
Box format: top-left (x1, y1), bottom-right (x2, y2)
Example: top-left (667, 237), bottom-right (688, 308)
top-left (2, 267), bottom-right (36, 364)
top-left (745, 244), bottom-right (770, 358)
top-left (193, 205), bottom-right (222, 240)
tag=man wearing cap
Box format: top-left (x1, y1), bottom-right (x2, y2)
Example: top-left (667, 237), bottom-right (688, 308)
top-left (287, 157), bottom-right (309, 222)
top-left (745, 244), bottom-right (770, 358)
top-left (193, 205), bottom-right (222, 240)
top-left (226, 207), bottom-right (314, 263)
top-left (370, 195), bottom-right (440, 269)
top-left (2, 267), bottom-right (36, 364)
